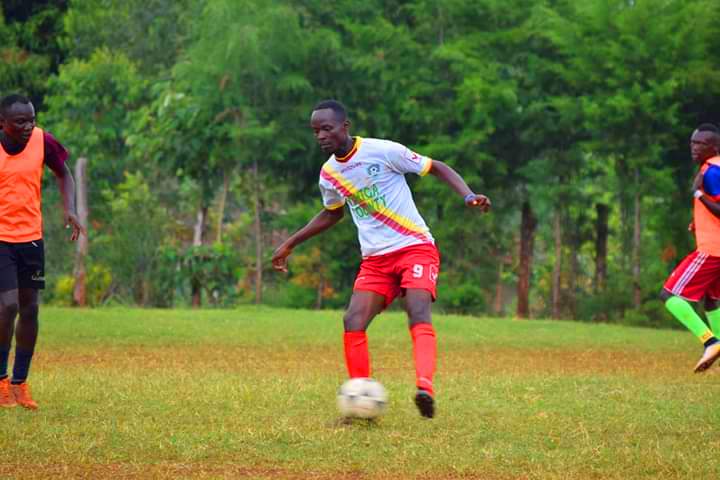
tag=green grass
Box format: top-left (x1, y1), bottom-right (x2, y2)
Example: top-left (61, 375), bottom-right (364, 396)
top-left (1, 307), bottom-right (719, 479)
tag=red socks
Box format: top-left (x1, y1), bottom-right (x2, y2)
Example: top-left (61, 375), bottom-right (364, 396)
top-left (344, 325), bottom-right (436, 396)
top-left (410, 323), bottom-right (436, 396)
top-left (343, 331), bottom-right (370, 378)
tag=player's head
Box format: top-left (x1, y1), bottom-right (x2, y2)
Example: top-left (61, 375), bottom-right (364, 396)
top-left (691, 123), bottom-right (720, 165)
top-left (0, 94), bottom-right (36, 145)
top-left (310, 99), bottom-right (351, 155)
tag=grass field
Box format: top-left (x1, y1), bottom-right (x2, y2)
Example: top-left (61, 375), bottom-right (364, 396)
top-left (1, 307), bottom-right (719, 479)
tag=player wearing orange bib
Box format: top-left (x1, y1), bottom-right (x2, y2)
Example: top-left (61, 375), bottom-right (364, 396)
top-left (0, 94), bottom-right (82, 409)
top-left (272, 100), bottom-right (490, 418)
top-left (661, 123), bottom-right (720, 373)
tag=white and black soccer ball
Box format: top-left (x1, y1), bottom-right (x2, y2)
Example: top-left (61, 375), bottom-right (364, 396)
top-left (336, 377), bottom-right (388, 419)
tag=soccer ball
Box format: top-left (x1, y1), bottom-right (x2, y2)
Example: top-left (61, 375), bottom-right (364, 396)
top-left (336, 377), bottom-right (388, 419)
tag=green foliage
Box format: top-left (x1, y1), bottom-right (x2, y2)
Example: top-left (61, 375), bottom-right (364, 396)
top-left (51, 265), bottom-right (113, 307)
top-left (17, 0), bottom-right (720, 325)
top-left (43, 47), bottom-right (147, 218)
top-left (436, 283), bottom-right (487, 315)
top-left (62, 0), bottom-right (197, 75)
top-left (93, 172), bottom-right (169, 305)
top-left (181, 243), bottom-right (242, 307)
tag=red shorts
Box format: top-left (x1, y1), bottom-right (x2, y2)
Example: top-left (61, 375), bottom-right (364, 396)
top-left (663, 250), bottom-right (720, 301)
top-left (354, 243), bottom-right (441, 307)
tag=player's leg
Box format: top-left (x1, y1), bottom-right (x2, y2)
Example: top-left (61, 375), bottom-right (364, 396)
top-left (342, 290), bottom-right (386, 378)
top-left (661, 251), bottom-right (720, 372)
top-left (10, 240), bottom-right (44, 409)
top-left (703, 279), bottom-right (720, 370)
top-left (404, 288), bottom-right (436, 418)
top-left (0, 242), bottom-right (19, 407)
top-left (12, 288), bottom-right (38, 382)
top-left (659, 287), bottom-right (713, 341)
top-left (396, 244), bottom-right (440, 418)
top-left (705, 297), bottom-right (720, 332)
top-left (0, 289), bottom-right (19, 408)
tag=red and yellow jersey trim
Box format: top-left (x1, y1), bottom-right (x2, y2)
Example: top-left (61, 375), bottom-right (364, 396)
top-left (325, 201), bottom-right (345, 211)
top-left (419, 158), bottom-right (433, 177)
top-left (320, 163), bottom-right (431, 242)
top-left (335, 137), bottom-right (362, 163)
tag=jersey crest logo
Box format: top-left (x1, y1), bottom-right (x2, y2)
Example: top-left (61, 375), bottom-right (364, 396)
top-left (366, 164), bottom-right (381, 177)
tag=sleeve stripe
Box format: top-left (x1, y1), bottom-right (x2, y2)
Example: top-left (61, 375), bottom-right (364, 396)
top-left (419, 158), bottom-right (433, 177)
top-left (325, 201), bottom-right (345, 211)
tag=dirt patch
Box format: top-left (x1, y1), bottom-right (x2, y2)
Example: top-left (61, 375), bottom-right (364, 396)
top-left (33, 344), bottom-right (701, 380)
top-left (2, 463), bottom-right (528, 480)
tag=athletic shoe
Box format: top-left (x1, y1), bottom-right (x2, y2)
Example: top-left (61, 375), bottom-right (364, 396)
top-left (0, 377), bottom-right (16, 408)
top-left (11, 382), bottom-right (38, 410)
top-left (414, 389), bottom-right (435, 418)
top-left (694, 342), bottom-right (720, 373)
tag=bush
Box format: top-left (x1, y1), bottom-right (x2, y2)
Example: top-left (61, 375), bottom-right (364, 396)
top-left (622, 299), bottom-right (678, 329)
top-left (50, 265), bottom-right (113, 307)
top-left (436, 283), bottom-right (487, 315)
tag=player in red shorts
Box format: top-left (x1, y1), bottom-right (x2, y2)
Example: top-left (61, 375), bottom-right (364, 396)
top-left (272, 100), bottom-right (490, 418)
top-left (661, 123), bottom-right (720, 372)
top-left (0, 94), bottom-right (82, 409)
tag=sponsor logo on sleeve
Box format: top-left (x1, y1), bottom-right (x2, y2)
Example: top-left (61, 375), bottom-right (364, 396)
top-left (405, 149), bottom-right (422, 163)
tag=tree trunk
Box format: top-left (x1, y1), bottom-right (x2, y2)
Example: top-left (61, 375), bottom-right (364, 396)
top-left (516, 201), bottom-right (537, 318)
top-left (594, 203), bottom-right (609, 293)
top-left (191, 205), bottom-right (207, 308)
top-left (493, 254), bottom-right (504, 316)
top-left (316, 277), bottom-right (324, 310)
top-left (253, 159), bottom-right (263, 304)
top-left (216, 170), bottom-right (230, 244)
top-left (72, 157), bottom-right (88, 307)
top-left (552, 208), bottom-right (562, 319)
top-left (617, 157), bottom-right (631, 264)
top-left (193, 206), bottom-right (207, 247)
top-left (632, 168), bottom-right (642, 308)
top-left (565, 216), bottom-right (583, 318)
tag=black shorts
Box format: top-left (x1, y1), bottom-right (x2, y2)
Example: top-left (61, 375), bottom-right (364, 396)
top-left (0, 239), bottom-right (45, 291)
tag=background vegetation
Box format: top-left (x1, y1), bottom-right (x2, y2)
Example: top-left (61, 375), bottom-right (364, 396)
top-left (3, 0), bottom-right (720, 326)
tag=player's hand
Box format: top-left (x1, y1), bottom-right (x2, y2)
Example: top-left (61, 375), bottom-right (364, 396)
top-left (64, 212), bottom-right (85, 241)
top-left (271, 244), bottom-right (292, 273)
top-left (689, 221), bottom-right (695, 232)
top-left (465, 193), bottom-right (491, 213)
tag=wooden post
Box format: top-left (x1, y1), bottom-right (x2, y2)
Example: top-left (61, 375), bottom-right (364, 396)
top-left (72, 157), bottom-right (88, 307)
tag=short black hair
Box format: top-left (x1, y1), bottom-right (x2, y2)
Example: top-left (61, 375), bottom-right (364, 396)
top-left (697, 123), bottom-right (720, 133)
top-left (313, 99), bottom-right (347, 121)
top-left (0, 94), bottom-right (32, 115)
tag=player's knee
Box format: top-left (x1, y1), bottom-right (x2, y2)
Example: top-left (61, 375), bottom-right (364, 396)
top-left (18, 302), bottom-right (38, 321)
top-left (343, 311), bottom-right (369, 332)
top-left (705, 297), bottom-right (719, 312)
top-left (659, 289), bottom-right (672, 302)
top-left (0, 302), bottom-right (19, 323)
top-left (406, 303), bottom-right (432, 326)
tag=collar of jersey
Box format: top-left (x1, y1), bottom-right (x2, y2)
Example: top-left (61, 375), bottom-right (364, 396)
top-left (335, 137), bottom-right (362, 163)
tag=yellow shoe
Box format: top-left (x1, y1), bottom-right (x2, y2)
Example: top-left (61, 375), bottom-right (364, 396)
top-left (0, 377), bottom-right (17, 408)
top-left (694, 343), bottom-right (720, 373)
top-left (10, 382), bottom-right (38, 410)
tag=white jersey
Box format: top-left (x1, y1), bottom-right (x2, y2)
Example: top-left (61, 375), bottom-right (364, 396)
top-left (318, 137), bottom-right (435, 257)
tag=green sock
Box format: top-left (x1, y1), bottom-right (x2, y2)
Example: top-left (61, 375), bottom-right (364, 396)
top-left (665, 296), bottom-right (714, 343)
top-left (706, 308), bottom-right (720, 336)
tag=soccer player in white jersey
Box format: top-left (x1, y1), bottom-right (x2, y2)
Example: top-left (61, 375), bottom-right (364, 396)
top-left (272, 100), bottom-right (490, 418)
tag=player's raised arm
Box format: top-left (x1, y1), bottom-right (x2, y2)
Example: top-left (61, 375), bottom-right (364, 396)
top-left (271, 207), bottom-right (344, 272)
top-left (427, 160), bottom-right (491, 212)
